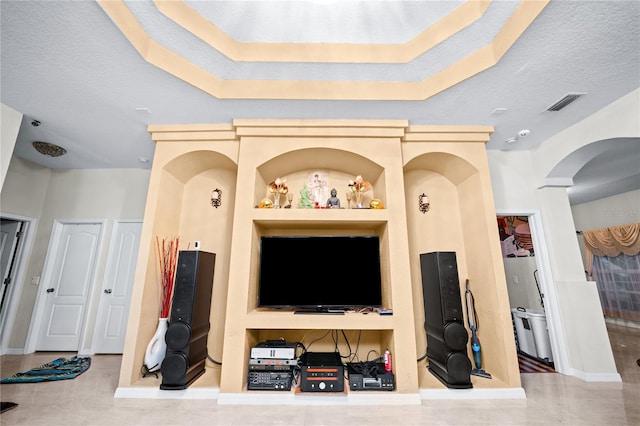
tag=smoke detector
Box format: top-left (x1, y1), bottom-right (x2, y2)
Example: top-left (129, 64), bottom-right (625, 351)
top-left (518, 129), bottom-right (531, 138)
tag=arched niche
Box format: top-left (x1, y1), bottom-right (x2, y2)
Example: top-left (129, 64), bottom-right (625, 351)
top-left (404, 151), bottom-right (515, 387)
top-left (143, 149), bottom-right (238, 384)
top-left (163, 150), bottom-right (238, 184)
top-left (255, 147), bottom-right (385, 207)
top-left (153, 149), bottom-right (238, 233)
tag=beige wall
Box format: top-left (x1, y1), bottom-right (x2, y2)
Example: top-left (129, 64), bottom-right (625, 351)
top-left (1, 156), bottom-right (150, 350)
top-left (1, 103), bottom-right (22, 190)
top-left (487, 90), bottom-right (639, 380)
top-left (503, 257), bottom-right (543, 311)
top-left (489, 90), bottom-right (639, 284)
top-left (572, 189), bottom-right (640, 231)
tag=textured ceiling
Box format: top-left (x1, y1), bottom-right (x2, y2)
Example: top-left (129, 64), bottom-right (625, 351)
top-left (1, 0), bottom-right (639, 205)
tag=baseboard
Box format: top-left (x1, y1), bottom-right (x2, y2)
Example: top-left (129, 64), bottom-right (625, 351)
top-left (218, 392), bottom-right (422, 405)
top-left (569, 369), bottom-right (622, 383)
top-left (114, 387), bottom-right (421, 404)
top-left (113, 386), bottom-right (526, 402)
top-left (419, 387), bottom-right (526, 400)
top-left (114, 386), bottom-right (220, 399)
top-left (114, 386), bottom-right (528, 405)
top-left (3, 348), bottom-right (25, 355)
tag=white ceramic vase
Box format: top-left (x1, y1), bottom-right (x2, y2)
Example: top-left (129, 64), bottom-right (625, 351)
top-left (143, 317), bottom-right (168, 372)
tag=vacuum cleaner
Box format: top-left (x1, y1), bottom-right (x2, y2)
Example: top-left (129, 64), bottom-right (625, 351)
top-left (465, 279), bottom-right (492, 379)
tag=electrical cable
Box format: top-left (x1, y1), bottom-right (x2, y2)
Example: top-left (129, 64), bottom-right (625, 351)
top-left (303, 329), bottom-right (332, 353)
top-left (207, 354), bottom-right (222, 365)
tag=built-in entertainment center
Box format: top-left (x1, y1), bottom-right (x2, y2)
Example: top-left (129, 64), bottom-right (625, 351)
top-left (116, 120), bottom-right (522, 402)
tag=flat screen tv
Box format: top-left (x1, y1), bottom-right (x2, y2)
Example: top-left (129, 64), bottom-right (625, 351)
top-left (258, 235), bottom-right (383, 312)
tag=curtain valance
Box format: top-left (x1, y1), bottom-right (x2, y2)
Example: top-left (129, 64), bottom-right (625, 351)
top-left (582, 223), bottom-right (640, 276)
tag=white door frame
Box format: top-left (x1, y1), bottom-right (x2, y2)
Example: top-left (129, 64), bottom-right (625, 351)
top-left (25, 219), bottom-right (105, 354)
top-left (0, 212), bottom-right (37, 355)
top-left (496, 209), bottom-right (570, 375)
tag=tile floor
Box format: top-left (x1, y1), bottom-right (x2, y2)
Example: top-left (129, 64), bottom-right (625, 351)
top-left (1, 323), bottom-right (638, 425)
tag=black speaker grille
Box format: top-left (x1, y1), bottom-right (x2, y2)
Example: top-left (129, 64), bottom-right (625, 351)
top-left (443, 321), bottom-right (468, 351)
top-left (444, 352), bottom-right (472, 384)
top-left (165, 321), bottom-right (191, 350)
top-left (161, 352), bottom-right (188, 383)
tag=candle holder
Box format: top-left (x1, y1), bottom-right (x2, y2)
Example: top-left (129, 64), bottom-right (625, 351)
top-left (345, 191), bottom-right (353, 209)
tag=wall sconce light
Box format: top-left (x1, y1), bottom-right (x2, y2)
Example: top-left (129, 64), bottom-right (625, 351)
top-left (211, 188), bottom-right (222, 208)
top-left (418, 193), bottom-right (430, 213)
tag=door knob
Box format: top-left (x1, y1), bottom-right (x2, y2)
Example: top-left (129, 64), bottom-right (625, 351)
top-left (46, 288), bottom-right (54, 293)
top-left (104, 289), bottom-right (112, 294)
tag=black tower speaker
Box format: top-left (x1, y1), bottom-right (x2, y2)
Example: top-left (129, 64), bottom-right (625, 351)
top-left (420, 251), bottom-right (472, 389)
top-left (161, 250), bottom-right (216, 390)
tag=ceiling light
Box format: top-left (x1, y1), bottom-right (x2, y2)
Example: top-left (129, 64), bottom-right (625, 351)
top-left (491, 108), bottom-right (507, 116)
top-left (31, 120), bottom-right (41, 127)
top-left (505, 137), bottom-right (518, 144)
top-left (32, 141), bottom-right (66, 157)
top-left (518, 129), bottom-right (531, 138)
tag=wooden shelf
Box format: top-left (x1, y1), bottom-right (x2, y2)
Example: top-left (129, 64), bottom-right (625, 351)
top-left (252, 208), bottom-right (388, 229)
top-left (244, 310), bottom-right (397, 330)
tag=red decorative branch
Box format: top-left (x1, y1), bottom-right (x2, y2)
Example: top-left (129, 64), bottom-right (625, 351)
top-left (156, 236), bottom-right (180, 318)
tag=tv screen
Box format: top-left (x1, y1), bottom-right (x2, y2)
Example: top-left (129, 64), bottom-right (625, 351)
top-left (258, 235), bottom-right (383, 311)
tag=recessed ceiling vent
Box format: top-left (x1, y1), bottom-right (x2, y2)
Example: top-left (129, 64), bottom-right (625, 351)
top-left (546, 93), bottom-right (585, 111)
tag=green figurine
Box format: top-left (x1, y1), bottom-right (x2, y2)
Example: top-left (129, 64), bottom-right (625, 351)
top-left (298, 184), bottom-right (315, 209)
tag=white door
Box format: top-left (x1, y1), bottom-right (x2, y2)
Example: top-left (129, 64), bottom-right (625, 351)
top-left (37, 223), bottom-right (101, 351)
top-left (92, 220), bottom-right (142, 353)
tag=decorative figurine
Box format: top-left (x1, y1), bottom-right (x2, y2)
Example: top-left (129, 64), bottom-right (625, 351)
top-left (326, 188), bottom-right (341, 208)
top-left (298, 184), bottom-right (315, 209)
top-left (308, 171), bottom-right (329, 206)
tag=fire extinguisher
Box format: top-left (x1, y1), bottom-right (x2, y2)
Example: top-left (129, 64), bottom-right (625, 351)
top-left (384, 348), bottom-right (392, 372)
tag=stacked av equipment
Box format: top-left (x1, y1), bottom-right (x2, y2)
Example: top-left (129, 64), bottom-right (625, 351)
top-left (420, 251), bottom-right (472, 389)
top-left (160, 250), bottom-right (216, 390)
top-left (247, 341), bottom-right (296, 391)
top-left (299, 352), bottom-right (344, 392)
